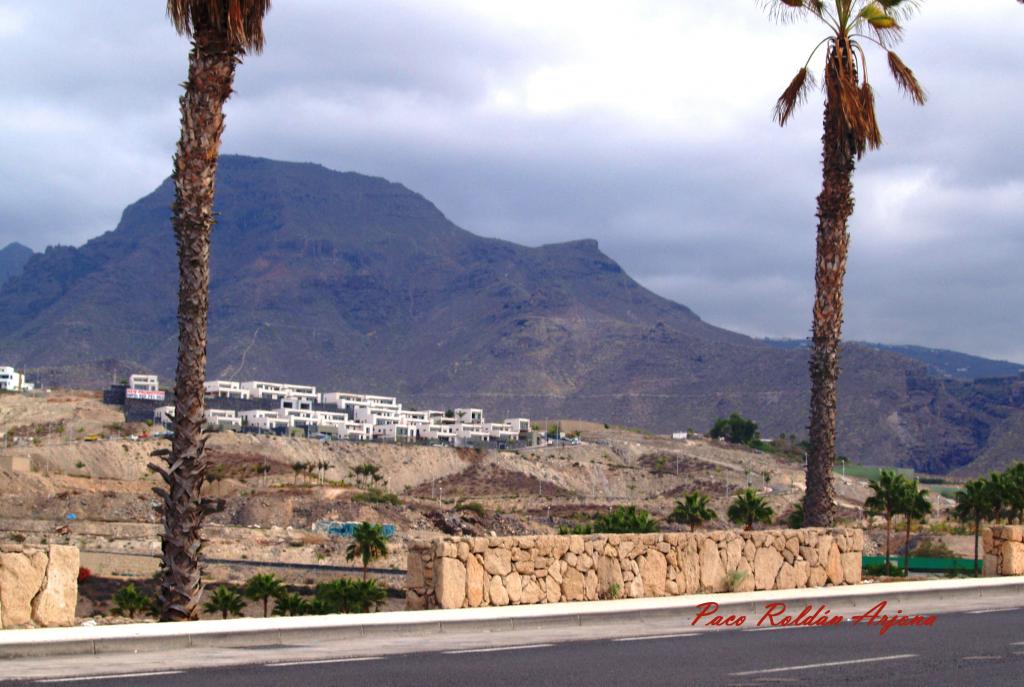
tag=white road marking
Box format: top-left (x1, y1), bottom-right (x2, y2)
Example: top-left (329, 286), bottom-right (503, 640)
top-left (613, 633), bottom-right (697, 642)
top-left (270, 657), bottom-right (382, 667)
top-left (730, 654), bottom-right (918, 676)
top-left (967, 608), bottom-right (1022, 614)
top-left (444, 643), bottom-right (554, 655)
top-left (961, 655), bottom-right (1002, 661)
top-left (37, 672), bottom-right (183, 683)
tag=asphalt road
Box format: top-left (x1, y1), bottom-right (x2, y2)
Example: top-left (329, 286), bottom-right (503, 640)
top-left (4, 608), bottom-right (1024, 687)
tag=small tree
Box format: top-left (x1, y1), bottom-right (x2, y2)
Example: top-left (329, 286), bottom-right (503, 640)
top-left (668, 492), bottom-right (717, 532)
top-left (291, 461), bottom-right (305, 484)
top-left (899, 481), bottom-right (932, 574)
top-left (864, 470), bottom-right (912, 573)
top-left (203, 585), bottom-right (244, 619)
top-left (728, 489), bottom-right (774, 531)
top-left (111, 583), bottom-right (152, 619)
top-left (272, 590), bottom-right (310, 617)
top-left (346, 522), bottom-right (389, 581)
top-left (592, 506), bottom-right (659, 533)
top-left (954, 478), bottom-right (992, 575)
top-left (709, 413), bottom-right (759, 445)
top-left (244, 573), bottom-right (284, 617)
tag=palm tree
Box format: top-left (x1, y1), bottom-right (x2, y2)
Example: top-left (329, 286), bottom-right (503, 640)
top-left (1003, 463), bottom-right (1024, 523)
top-left (864, 470), bottom-right (912, 572)
top-left (244, 573), bottom-right (284, 617)
top-left (899, 481), bottom-right (932, 574)
top-left (203, 585), bottom-right (245, 619)
top-left (592, 505), bottom-right (660, 534)
top-left (762, 0), bottom-right (926, 527)
top-left (954, 478), bottom-right (992, 575)
top-left (150, 0), bottom-right (271, 622)
top-left (728, 488), bottom-right (775, 531)
top-left (668, 491), bottom-right (717, 532)
top-left (346, 522), bottom-right (389, 581)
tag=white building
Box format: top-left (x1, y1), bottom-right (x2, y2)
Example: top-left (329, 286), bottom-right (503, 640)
top-left (128, 374), bottom-right (159, 391)
top-left (240, 380), bottom-right (318, 402)
top-left (453, 408), bottom-right (484, 424)
top-left (205, 408), bottom-right (241, 430)
top-left (0, 367), bottom-right (33, 392)
top-left (505, 418), bottom-right (532, 434)
top-left (204, 380), bottom-right (251, 400)
top-left (126, 374), bottom-right (164, 401)
top-left (154, 406), bottom-right (176, 426)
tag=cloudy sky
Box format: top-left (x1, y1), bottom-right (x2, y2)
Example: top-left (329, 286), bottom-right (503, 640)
top-left (2, 1), bottom-right (1022, 362)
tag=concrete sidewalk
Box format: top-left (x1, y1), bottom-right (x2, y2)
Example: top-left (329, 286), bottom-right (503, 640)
top-left (2, 577), bottom-right (1022, 659)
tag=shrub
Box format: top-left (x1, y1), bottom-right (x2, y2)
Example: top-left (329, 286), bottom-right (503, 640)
top-left (724, 569), bottom-right (747, 592)
top-left (603, 582), bottom-right (621, 600)
top-left (203, 586), bottom-right (245, 619)
top-left (709, 413), bottom-right (759, 445)
top-left (456, 501), bottom-right (487, 518)
top-left (10, 533), bottom-right (25, 544)
top-left (111, 583), bottom-right (152, 619)
top-left (75, 461), bottom-right (86, 469)
top-left (910, 538), bottom-right (959, 559)
top-left (863, 562), bottom-right (907, 578)
top-left (315, 579), bottom-right (387, 613)
top-left (77, 567), bottom-right (92, 583)
top-left (353, 488), bottom-right (401, 506)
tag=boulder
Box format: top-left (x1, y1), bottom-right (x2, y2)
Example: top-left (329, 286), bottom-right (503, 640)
top-left (775, 562), bottom-right (798, 590)
top-left (753, 546), bottom-right (783, 591)
top-left (638, 550), bottom-right (667, 597)
top-left (506, 571), bottom-right (523, 604)
top-left (483, 548), bottom-right (512, 576)
top-left (0, 551), bottom-right (48, 628)
top-left (488, 576), bottom-right (509, 606)
top-left (596, 555), bottom-right (624, 596)
top-left (1001, 541), bottom-right (1024, 575)
top-left (465, 554), bottom-right (485, 607)
top-left (31, 546), bottom-right (79, 628)
top-left (678, 552), bottom-right (701, 594)
top-left (435, 558), bottom-right (467, 609)
top-left (826, 544), bottom-right (844, 585)
top-left (699, 539), bottom-right (727, 592)
top-left (562, 567), bottom-right (586, 601)
top-left (733, 558), bottom-right (756, 593)
top-left (840, 552), bottom-right (862, 585)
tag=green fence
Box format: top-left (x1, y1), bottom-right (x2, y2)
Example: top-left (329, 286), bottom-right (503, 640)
top-left (862, 555), bottom-right (982, 574)
top-left (835, 464), bottom-right (914, 481)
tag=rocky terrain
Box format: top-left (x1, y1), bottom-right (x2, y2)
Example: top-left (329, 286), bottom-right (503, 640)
top-left (0, 156), bottom-right (1022, 473)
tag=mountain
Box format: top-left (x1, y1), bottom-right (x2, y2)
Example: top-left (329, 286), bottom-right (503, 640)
top-left (765, 338), bottom-right (1024, 381)
top-left (1, 155), bottom-right (1021, 475)
top-left (0, 242), bottom-right (34, 289)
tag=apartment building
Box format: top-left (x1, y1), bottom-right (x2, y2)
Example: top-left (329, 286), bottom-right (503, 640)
top-left (126, 374), bottom-right (164, 401)
top-left (0, 367), bottom-right (33, 392)
top-left (239, 380), bottom-right (318, 402)
top-left (204, 380), bottom-right (251, 400)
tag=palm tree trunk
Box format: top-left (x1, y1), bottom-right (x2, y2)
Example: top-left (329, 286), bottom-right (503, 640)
top-left (904, 517), bottom-right (912, 574)
top-left (805, 48), bottom-right (856, 528)
top-left (154, 26), bottom-right (240, 622)
top-left (884, 516), bottom-right (891, 571)
top-left (974, 518), bottom-right (980, 575)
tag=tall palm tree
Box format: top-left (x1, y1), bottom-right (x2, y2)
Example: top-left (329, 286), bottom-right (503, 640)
top-left (864, 469), bottom-right (912, 572)
top-left (899, 481), bottom-right (931, 574)
top-left (954, 478), bottom-right (992, 576)
top-left (669, 491), bottom-right (718, 532)
top-left (151, 2), bottom-right (272, 621)
top-left (346, 522), bottom-right (389, 581)
top-left (728, 488), bottom-right (775, 531)
top-left (762, 0), bottom-right (926, 526)
top-left (244, 573), bottom-right (284, 617)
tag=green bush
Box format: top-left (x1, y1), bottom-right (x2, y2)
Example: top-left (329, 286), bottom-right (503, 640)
top-left (863, 562), bottom-right (907, 577)
top-left (315, 579), bottom-right (387, 613)
top-left (353, 488), bottom-right (401, 506)
top-left (456, 501), bottom-right (487, 518)
top-left (709, 413), bottom-right (759, 445)
top-left (562, 506), bottom-right (659, 535)
top-left (111, 583), bottom-right (153, 619)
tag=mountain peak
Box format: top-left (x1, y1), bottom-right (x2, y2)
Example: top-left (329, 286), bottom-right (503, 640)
top-left (0, 241), bottom-right (35, 288)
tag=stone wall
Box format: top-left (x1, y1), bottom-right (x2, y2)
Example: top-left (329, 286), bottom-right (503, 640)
top-left (983, 525), bottom-right (1024, 575)
top-left (406, 528), bottom-right (863, 610)
top-left (0, 544), bottom-right (79, 628)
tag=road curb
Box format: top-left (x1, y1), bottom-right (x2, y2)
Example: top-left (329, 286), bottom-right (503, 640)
top-left (2, 577), bottom-right (1022, 659)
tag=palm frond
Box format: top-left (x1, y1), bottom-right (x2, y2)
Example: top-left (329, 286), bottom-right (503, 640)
top-left (166, 0), bottom-right (271, 53)
top-left (877, 0), bottom-right (922, 23)
top-left (887, 51), bottom-right (927, 105)
top-left (758, 0), bottom-right (817, 24)
top-left (774, 68), bottom-right (817, 126)
top-left (859, 82), bottom-right (883, 150)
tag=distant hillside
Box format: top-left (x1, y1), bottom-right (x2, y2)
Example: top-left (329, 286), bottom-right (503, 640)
top-left (1, 155), bottom-right (1022, 475)
top-left (0, 242), bottom-right (34, 290)
top-left (765, 339), bottom-right (1024, 381)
